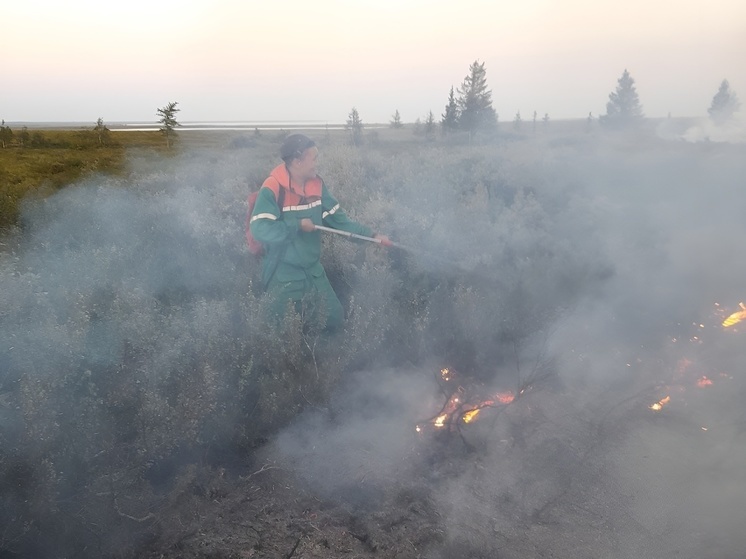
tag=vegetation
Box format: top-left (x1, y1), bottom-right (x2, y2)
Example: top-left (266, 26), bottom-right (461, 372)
top-left (708, 79), bottom-right (740, 125)
top-left (389, 109), bottom-right (403, 128)
top-left (455, 60), bottom-right (498, 137)
top-left (600, 69), bottom-right (644, 128)
top-left (1, 46), bottom-right (743, 555)
top-left (514, 111), bottom-right (522, 131)
top-left (0, 128), bottom-right (169, 230)
top-left (0, 110), bottom-right (742, 556)
top-left (441, 86), bottom-right (459, 134)
top-left (424, 109), bottom-right (436, 139)
top-left (346, 106), bottom-right (364, 145)
top-left (157, 101), bottom-right (181, 148)
top-left (436, 61), bottom-right (498, 139)
top-left (0, 120), bottom-right (13, 148)
top-left (0, 125), bottom-right (623, 555)
top-left (93, 117), bottom-right (111, 145)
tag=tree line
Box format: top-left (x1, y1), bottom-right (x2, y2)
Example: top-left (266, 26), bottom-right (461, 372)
top-left (1, 74), bottom-right (741, 150)
top-left (379, 62), bottom-right (741, 138)
top-left (0, 102), bottom-right (181, 149)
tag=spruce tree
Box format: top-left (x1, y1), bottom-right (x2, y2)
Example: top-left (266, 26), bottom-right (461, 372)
top-left (424, 110), bottom-right (435, 139)
top-left (93, 117), bottom-right (110, 146)
top-left (708, 79), bottom-right (740, 125)
top-left (513, 111), bottom-right (522, 131)
top-left (600, 69), bottom-right (643, 128)
top-left (346, 107), bottom-right (364, 145)
top-left (456, 60), bottom-right (497, 136)
top-left (441, 86), bottom-right (459, 134)
top-left (390, 109), bottom-right (403, 129)
top-left (156, 101), bottom-right (181, 148)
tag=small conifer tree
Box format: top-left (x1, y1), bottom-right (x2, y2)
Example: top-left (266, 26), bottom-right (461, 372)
top-left (346, 107), bottom-right (364, 145)
top-left (156, 101), bottom-right (181, 148)
top-left (441, 86), bottom-right (459, 134)
top-left (390, 109), bottom-right (403, 129)
top-left (708, 79), bottom-right (740, 125)
top-left (600, 69), bottom-right (643, 128)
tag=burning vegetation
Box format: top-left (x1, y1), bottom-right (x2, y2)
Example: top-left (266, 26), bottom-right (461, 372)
top-left (1, 124), bottom-right (745, 559)
top-left (645, 301), bottom-right (743, 414)
top-left (416, 367), bottom-right (517, 433)
top-left (721, 302), bottom-right (746, 328)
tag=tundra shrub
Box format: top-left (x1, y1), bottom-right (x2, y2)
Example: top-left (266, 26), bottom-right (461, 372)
top-left (0, 136), bottom-right (612, 557)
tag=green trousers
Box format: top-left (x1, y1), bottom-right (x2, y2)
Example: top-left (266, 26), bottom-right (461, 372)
top-left (265, 263), bottom-right (344, 332)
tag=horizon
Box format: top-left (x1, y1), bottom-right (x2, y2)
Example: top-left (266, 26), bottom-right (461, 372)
top-left (0, 115), bottom-right (710, 128)
top-left (2, 0), bottom-right (744, 123)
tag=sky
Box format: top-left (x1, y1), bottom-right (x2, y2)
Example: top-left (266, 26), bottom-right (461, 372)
top-left (2, 0), bottom-right (745, 123)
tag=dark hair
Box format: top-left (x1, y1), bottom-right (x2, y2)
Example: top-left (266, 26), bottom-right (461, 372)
top-left (280, 134), bottom-right (316, 163)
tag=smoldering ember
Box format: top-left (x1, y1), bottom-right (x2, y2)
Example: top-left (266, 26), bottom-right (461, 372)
top-left (1, 120), bottom-right (745, 559)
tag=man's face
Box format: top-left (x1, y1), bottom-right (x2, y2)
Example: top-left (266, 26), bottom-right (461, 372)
top-left (294, 146), bottom-right (319, 181)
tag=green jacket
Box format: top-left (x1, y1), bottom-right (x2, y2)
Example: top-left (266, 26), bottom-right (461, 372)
top-left (249, 163), bottom-right (372, 288)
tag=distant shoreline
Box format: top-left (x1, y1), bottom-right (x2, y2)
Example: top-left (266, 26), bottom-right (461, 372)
top-left (4, 116), bottom-right (699, 132)
top-left (2, 121), bottom-right (388, 131)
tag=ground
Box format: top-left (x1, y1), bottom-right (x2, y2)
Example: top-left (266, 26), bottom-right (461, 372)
top-left (140, 337), bottom-right (746, 559)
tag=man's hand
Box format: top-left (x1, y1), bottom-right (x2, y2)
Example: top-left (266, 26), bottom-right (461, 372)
top-left (374, 234), bottom-right (393, 247)
top-left (299, 218), bottom-right (316, 232)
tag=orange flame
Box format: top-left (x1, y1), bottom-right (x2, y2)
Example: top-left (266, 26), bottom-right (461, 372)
top-left (462, 409), bottom-right (481, 423)
top-left (434, 414), bottom-right (448, 428)
top-left (649, 395), bottom-right (671, 411)
top-left (722, 302), bottom-right (746, 328)
top-left (426, 391), bottom-right (516, 430)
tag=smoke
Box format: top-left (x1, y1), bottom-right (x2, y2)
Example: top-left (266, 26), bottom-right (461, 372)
top-left (1, 130), bottom-right (745, 557)
top-left (268, 131), bottom-right (746, 557)
top-left (656, 113), bottom-right (746, 143)
top-left (0, 147), bottom-right (272, 556)
top-left (268, 367), bottom-right (435, 508)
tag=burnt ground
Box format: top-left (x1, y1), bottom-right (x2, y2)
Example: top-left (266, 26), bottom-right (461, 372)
top-left (141, 337), bottom-right (746, 559)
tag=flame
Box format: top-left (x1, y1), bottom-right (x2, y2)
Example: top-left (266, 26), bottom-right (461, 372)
top-left (425, 390), bottom-right (516, 431)
top-left (697, 376), bottom-right (713, 387)
top-left (462, 409), bottom-right (481, 423)
top-left (649, 395), bottom-right (671, 411)
top-left (722, 302), bottom-right (746, 328)
top-left (434, 414), bottom-right (448, 428)
top-left (419, 367), bottom-right (518, 432)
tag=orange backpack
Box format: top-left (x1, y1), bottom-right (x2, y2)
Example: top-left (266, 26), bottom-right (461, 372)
top-left (245, 186), bottom-right (286, 256)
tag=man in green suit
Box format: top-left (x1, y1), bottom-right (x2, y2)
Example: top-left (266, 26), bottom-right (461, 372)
top-left (249, 134), bottom-right (391, 331)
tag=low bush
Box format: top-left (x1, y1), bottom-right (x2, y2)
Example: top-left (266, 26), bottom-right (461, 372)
top-left (0, 133), bottom-right (614, 556)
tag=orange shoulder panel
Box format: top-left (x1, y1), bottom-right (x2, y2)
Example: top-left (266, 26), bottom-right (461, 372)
top-left (261, 176), bottom-right (281, 198)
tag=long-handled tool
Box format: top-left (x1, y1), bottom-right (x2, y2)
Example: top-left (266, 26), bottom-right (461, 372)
top-left (315, 225), bottom-right (495, 281)
top-left (314, 224), bottom-right (410, 251)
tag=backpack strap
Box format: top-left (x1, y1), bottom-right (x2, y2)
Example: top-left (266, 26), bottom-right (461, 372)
top-left (262, 176), bottom-right (288, 214)
top-left (277, 185), bottom-right (286, 214)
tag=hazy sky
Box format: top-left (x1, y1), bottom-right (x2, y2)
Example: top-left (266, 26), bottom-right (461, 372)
top-left (2, 0), bottom-right (745, 123)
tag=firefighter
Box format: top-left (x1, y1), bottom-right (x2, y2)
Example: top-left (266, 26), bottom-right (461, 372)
top-left (249, 134), bottom-right (391, 331)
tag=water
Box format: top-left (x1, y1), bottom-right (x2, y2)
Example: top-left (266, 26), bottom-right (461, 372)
top-left (7, 121), bottom-right (386, 131)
